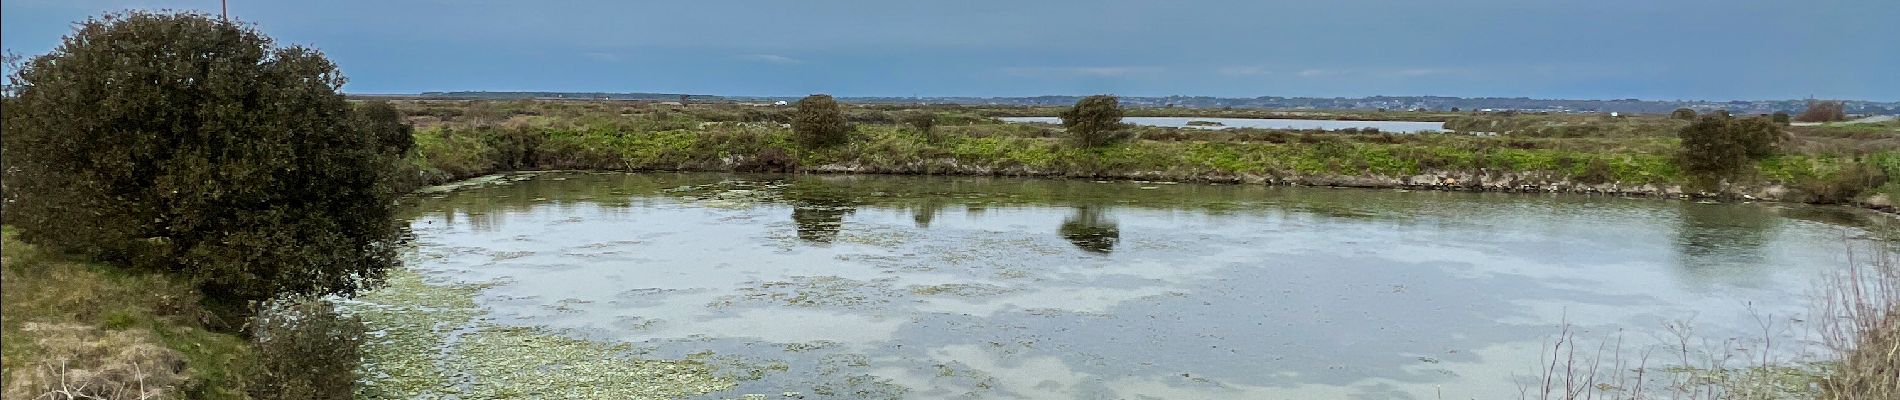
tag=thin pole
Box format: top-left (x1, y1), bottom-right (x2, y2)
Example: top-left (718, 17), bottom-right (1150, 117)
top-left (221, 0), bottom-right (228, 20)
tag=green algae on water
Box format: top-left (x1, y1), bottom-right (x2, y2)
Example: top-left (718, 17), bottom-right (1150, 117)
top-left (347, 268), bottom-right (736, 399)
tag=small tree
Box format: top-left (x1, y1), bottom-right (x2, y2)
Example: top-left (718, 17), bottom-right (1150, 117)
top-left (1059, 95), bottom-right (1129, 147)
top-left (791, 94), bottom-right (849, 148)
top-left (1797, 100), bottom-right (1847, 122)
top-left (1771, 111), bottom-right (1792, 126)
top-left (1676, 113), bottom-right (1784, 186)
top-left (1670, 108), bottom-right (1697, 120)
top-left (248, 300), bottom-right (365, 400)
top-left (1, 12), bottom-right (410, 307)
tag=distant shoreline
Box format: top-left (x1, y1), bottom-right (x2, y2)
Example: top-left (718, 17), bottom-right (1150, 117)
top-left (347, 92), bottom-right (1900, 116)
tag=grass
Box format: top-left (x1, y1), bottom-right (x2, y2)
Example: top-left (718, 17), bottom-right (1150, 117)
top-left (386, 100), bottom-right (1900, 206)
top-left (1521, 239), bottom-right (1899, 400)
top-left (1, 228), bottom-right (254, 400)
top-left (399, 111), bottom-right (1712, 192)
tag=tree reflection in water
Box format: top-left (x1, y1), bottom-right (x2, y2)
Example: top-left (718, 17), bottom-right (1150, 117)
top-left (1059, 206), bottom-right (1120, 254)
top-left (785, 179), bottom-right (858, 243)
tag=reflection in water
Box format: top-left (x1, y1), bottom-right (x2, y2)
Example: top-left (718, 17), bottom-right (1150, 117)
top-left (1058, 206), bottom-right (1120, 254)
top-left (385, 172), bottom-right (1876, 399)
top-left (785, 178), bottom-right (859, 243)
top-left (1673, 202), bottom-right (1778, 284)
top-left (792, 207), bottom-right (851, 243)
top-left (906, 197), bottom-right (949, 229)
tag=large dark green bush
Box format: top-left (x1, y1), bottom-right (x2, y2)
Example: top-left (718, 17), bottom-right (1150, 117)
top-left (1059, 95), bottom-right (1130, 147)
top-left (1797, 100), bottom-right (1848, 123)
top-left (482, 126), bottom-right (544, 170)
top-left (792, 94), bottom-right (850, 148)
top-left (0, 12), bottom-right (410, 307)
top-left (247, 300), bottom-right (365, 400)
top-left (357, 100), bottom-right (417, 156)
top-left (1670, 108), bottom-right (1697, 120)
top-left (1676, 114), bottom-right (1785, 186)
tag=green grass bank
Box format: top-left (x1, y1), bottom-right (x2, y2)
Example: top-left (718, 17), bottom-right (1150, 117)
top-left (392, 100), bottom-right (1900, 208)
top-left (1, 229), bottom-right (255, 399)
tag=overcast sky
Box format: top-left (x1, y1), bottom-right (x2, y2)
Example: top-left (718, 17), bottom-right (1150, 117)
top-left (4, 0), bottom-right (1896, 100)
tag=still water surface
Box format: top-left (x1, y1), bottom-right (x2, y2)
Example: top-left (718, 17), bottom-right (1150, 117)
top-left (381, 172), bottom-right (1874, 399)
top-left (998, 116), bottom-right (1447, 133)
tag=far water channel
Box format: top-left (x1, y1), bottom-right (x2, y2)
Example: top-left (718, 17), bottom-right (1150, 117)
top-left (365, 172), bottom-right (1882, 399)
top-left (997, 116), bottom-right (1447, 133)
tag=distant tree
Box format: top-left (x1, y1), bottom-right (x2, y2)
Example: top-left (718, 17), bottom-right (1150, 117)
top-left (1796, 100), bottom-right (1847, 122)
top-left (0, 12), bottom-right (411, 307)
top-left (1449, 107), bottom-right (1460, 112)
top-left (791, 94), bottom-right (850, 148)
top-left (1771, 112), bottom-right (1791, 126)
top-left (1676, 113), bottom-right (1785, 186)
top-left (1058, 95), bottom-right (1130, 147)
top-left (1671, 108), bottom-right (1697, 120)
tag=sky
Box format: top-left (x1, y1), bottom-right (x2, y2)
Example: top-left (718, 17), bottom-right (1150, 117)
top-left (3, 0), bottom-right (1896, 100)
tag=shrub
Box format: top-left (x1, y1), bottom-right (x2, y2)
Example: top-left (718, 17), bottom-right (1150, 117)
top-left (1771, 111), bottom-right (1792, 126)
top-left (1796, 162), bottom-right (1888, 204)
top-left (1815, 244), bottom-right (1900, 399)
top-left (845, 109), bottom-right (896, 124)
top-left (791, 94), bottom-right (850, 148)
top-left (737, 147), bottom-right (798, 173)
top-left (901, 111), bottom-right (940, 143)
top-left (1059, 95), bottom-right (1130, 147)
top-left (245, 300), bottom-right (364, 400)
top-left (1671, 108), bottom-right (1698, 120)
top-left (1573, 158), bottom-right (1617, 184)
top-left (482, 126), bottom-right (544, 170)
top-left (0, 12), bottom-right (409, 307)
top-left (1676, 114), bottom-right (1784, 185)
top-left (357, 100), bottom-right (417, 156)
top-left (1798, 100), bottom-right (1848, 123)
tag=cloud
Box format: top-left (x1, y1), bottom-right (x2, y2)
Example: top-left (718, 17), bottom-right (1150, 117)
top-left (1000, 66), bottom-right (1160, 78)
top-left (737, 54), bottom-right (801, 64)
top-left (1216, 66), bottom-right (1271, 76)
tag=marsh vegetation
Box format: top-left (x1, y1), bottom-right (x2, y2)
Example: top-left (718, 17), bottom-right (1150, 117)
top-left (2, 9), bottom-right (1896, 400)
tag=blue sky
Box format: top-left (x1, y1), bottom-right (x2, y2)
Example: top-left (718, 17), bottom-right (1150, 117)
top-left (4, 0), bottom-right (1896, 100)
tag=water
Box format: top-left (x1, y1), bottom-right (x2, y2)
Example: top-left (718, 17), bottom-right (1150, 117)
top-left (378, 172), bottom-right (1878, 399)
top-left (998, 116), bottom-right (1447, 133)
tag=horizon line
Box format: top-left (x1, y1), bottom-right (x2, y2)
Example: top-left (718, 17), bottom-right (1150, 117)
top-left (341, 91), bottom-right (1900, 104)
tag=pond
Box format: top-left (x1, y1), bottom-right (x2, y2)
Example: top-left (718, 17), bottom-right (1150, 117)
top-left (356, 172), bottom-right (1877, 399)
top-left (998, 116), bottom-right (1447, 133)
